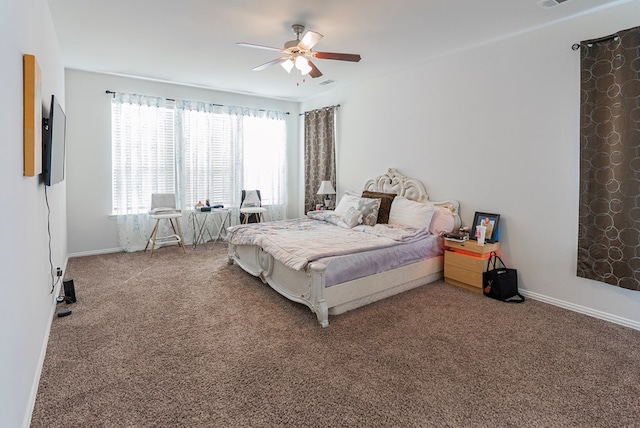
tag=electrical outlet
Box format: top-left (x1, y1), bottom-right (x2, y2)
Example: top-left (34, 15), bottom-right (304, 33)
top-left (56, 267), bottom-right (63, 277)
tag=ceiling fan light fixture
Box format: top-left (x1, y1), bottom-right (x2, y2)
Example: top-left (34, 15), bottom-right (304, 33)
top-left (294, 55), bottom-right (308, 69)
top-left (237, 24), bottom-right (361, 79)
top-left (295, 56), bottom-right (312, 75)
top-left (300, 63), bottom-right (312, 75)
top-left (281, 58), bottom-right (294, 73)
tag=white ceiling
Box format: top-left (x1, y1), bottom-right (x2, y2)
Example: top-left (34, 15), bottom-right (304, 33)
top-left (48, 0), bottom-right (620, 102)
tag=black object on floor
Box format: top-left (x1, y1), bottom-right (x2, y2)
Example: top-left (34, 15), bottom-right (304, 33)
top-left (63, 277), bottom-right (76, 303)
top-left (57, 309), bottom-right (72, 318)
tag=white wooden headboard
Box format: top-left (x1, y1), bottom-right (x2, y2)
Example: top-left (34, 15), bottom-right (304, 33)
top-left (363, 168), bottom-right (461, 230)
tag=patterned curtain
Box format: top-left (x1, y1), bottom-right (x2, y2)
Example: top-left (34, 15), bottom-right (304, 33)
top-left (577, 26), bottom-right (640, 291)
top-left (304, 107), bottom-right (337, 212)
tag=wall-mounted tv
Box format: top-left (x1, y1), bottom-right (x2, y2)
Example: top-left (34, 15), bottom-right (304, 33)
top-left (42, 94), bottom-right (66, 186)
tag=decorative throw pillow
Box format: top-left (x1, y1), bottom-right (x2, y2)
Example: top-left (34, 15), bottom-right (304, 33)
top-left (334, 194), bottom-right (381, 226)
top-left (357, 197), bottom-right (381, 226)
top-left (388, 196), bottom-right (435, 229)
top-left (343, 206), bottom-right (363, 228)
top-left (361, 190), bottom-right (396, 224)
top-left (429, 206), bottom-right (455, 235)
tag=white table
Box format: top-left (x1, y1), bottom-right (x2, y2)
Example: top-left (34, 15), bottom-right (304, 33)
top-left (189, 208), bottom-right (231, 250)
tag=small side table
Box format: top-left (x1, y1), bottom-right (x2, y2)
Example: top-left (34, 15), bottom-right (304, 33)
top-left (444, 239), bottom-right (500, 294)
top-left (190, 208), bottom-right (231, 250)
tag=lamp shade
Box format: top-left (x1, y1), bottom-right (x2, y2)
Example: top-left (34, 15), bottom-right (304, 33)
top-left (317, 180), bottom-right (336, 195)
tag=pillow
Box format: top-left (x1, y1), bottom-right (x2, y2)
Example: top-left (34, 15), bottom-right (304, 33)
top-left (361, 190), bottom-right (397, 224)
top-left (388, 196), bottom-right (435, 229)
top-left (429, 206), bottom-right (455, 235)
top-left (343, 207), bottom-right (363, 228)
top-left (334, 193), bottom-right (381, 226)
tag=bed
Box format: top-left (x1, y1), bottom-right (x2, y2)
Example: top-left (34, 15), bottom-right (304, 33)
top-left (226, 168), bottom-right (461, 327)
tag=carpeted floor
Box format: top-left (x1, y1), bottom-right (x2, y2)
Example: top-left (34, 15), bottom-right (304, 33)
top-left (31, 245), bottom-right (640, 427)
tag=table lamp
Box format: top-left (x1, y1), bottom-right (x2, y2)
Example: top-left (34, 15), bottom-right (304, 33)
top-left (317, 180), bottom-right (336, 209)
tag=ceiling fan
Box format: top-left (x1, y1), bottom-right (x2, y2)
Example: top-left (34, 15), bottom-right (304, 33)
top-left (237, 24), bottom-right (361, 79)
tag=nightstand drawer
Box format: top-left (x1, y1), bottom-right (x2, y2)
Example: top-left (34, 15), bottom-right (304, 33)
top-left (444, 264), bottom-right (484, 288)
top-left (443, 240), bottom-right (500, 293)
top-left (444, 240), bottom-right (499, 254)
top-left (444, 250), bottom-right (489, 271)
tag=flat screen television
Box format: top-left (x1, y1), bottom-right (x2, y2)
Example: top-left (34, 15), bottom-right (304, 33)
top-left (42, 94), bottom-right (66, 186)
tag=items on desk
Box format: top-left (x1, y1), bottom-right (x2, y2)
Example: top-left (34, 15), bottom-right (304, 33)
top-left (196, 204), bottom-right (224, 211)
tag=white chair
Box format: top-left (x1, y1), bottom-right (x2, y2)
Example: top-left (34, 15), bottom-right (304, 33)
top-left (144, 193), bottom-right (186, 257)
top-left (239, 190), bottom-right (267, 224)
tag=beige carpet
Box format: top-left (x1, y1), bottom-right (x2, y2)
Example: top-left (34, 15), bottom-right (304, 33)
top-left (31, 245), bottom-right (640, 427)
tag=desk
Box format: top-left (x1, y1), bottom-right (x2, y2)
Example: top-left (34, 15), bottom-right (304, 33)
top-left (189, 208), bottom-right (231, 250)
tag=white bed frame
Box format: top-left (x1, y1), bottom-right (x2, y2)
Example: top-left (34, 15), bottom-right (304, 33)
top-left (227, 168), bottom-right (461, 327)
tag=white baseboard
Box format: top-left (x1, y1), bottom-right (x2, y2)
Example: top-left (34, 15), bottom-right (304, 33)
top-left (23, 279), bottom-right (63, 428)
top-left (521, 290), bottom-right (640, 331)
top-left (68, 247), bottom-right (123, 258)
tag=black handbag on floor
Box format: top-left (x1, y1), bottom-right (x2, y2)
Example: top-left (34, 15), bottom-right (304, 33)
top-left (483, 252), bottom-right (524, 303)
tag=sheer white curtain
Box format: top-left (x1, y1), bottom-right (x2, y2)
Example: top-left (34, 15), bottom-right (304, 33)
top-left (112, 93), bottom-right (288, 252)
top-left (175, 103), bottom-right (287, 223)
top-left (175, 101), bottom-right (242, 211)
top-left (238, 108), bottom-right (287, 221)
top-left (111, 93), bottom-right (182, 251)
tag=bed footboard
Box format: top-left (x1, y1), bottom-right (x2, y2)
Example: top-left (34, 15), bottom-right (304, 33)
top-left (228, 243), bottom-right (330, 327)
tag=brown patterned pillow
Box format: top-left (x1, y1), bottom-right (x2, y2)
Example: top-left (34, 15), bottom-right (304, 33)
top-left (361, 191), bottom-right (397, 224)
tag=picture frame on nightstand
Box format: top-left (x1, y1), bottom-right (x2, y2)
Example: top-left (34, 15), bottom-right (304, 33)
top-left (470, 212), bottom-right (500, 243)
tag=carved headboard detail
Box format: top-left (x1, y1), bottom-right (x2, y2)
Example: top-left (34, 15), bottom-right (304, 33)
top-left (363, 168), bottom-right (428, 202)
top-left (363, 168), bottom-right (461, 230)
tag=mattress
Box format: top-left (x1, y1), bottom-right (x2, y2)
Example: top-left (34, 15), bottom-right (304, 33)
top-left (318, 234), bottom-right (444, 287)
top-left (226, 214), bottom-right (433, 271)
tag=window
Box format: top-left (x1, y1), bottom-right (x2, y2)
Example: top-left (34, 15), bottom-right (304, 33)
top-left (111, 94), bottom-right (175, 215)
top-left (242, 114), bottom-right (287, 207)
top-left (111, 94), bottom-right (287, 216)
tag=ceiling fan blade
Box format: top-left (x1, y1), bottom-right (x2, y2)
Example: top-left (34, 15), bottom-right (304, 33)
top-left (298, 30), bottom-right (323, 51)
top-left (307, 60), bottom-right (323, 78)
top-left (237, 42), bottom-right (285, 53)
top-left (313, 51), bottom-right (361, 62)
top-left (252, 57), bottom-right (290, 71)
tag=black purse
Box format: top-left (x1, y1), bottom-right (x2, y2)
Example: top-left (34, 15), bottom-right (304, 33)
top-left (483, 252), bottom-right (524, 303)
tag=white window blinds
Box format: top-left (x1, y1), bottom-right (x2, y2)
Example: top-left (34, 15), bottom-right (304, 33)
top-left (111, 94), bottom-right (175, 215)
top-left (111, 94), bottom-right (287, 216)
top-left (242, 114), bottom-right (287, 207)
top-left (176, 102), bottom-right (241, 209)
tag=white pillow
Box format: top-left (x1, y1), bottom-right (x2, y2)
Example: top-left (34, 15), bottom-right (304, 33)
top-left (334, 193), bottom-right (381, 226)
top-left (343, 207), bottom-right (363, 228)
top-left (429, 206), bottom-right (455, 235)
top-left (388, 196), bottom-right (435, 229)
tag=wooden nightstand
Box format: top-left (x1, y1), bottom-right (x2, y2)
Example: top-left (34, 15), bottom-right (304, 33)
top-left (444, 239), bottom-right (500, 294)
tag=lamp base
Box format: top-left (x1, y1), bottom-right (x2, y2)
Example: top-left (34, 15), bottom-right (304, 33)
top-left (324, 198), bottom-right (332, 209)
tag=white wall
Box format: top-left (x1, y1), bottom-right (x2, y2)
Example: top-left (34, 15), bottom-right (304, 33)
top-left (301, 1), bottom-right (640, 328)
top-left (65, 70), bottom-right (300, 255)
top-left (3, 2), bottom-right (637, 426)
top-left (0, 0), bottom-right (67, 426)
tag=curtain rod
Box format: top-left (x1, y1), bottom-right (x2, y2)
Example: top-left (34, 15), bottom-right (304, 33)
top-left (572, 34), bottom-right (619, 50)
top-left (300, 104), bottom-right (341, 116)
top-left (105, 90), bottom-right (290, 114)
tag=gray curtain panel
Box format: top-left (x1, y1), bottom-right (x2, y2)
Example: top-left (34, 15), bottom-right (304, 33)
top-left (577, 26), bottom-right (640, 291)
top-left (304, 107), bottom-right (337, 212)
